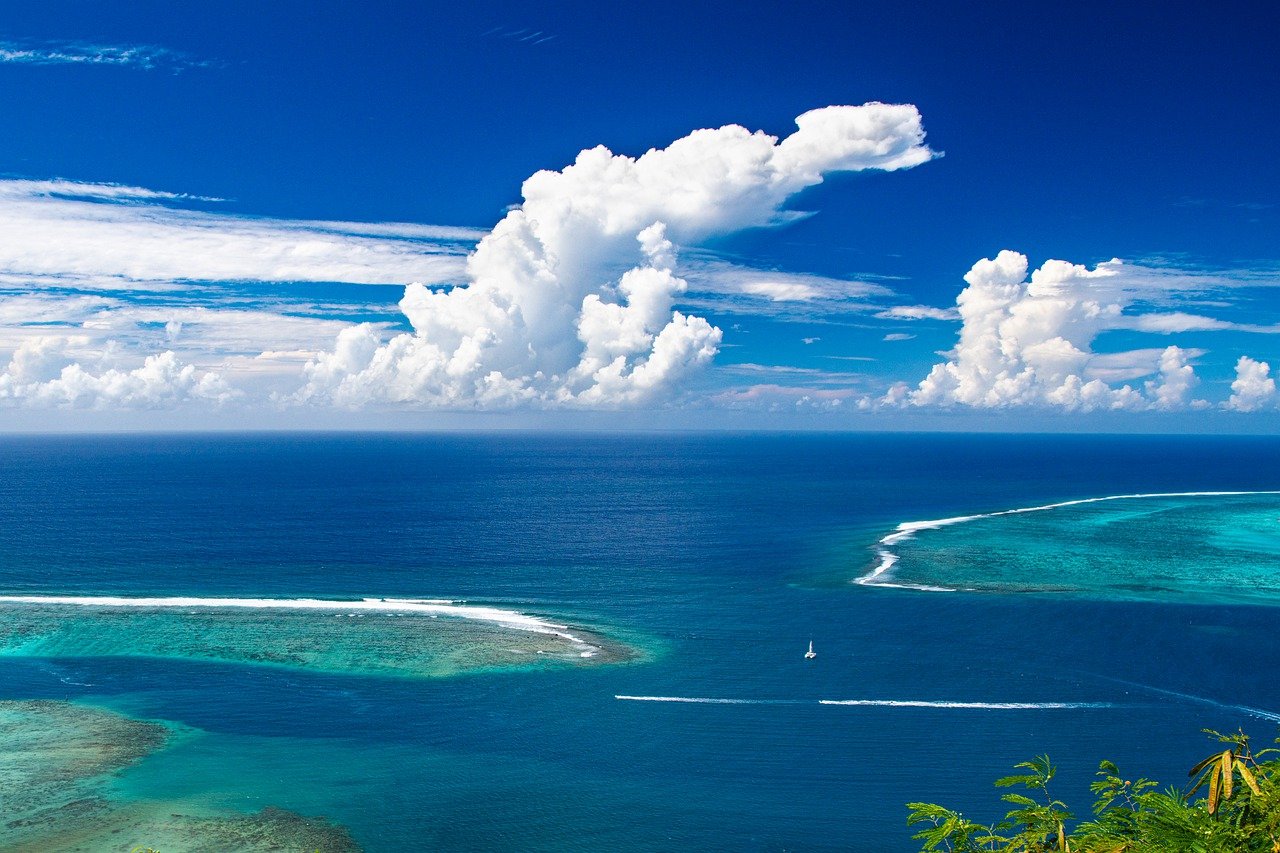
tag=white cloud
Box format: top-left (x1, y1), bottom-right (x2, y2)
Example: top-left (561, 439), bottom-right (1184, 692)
top-left (1144, 346), bottom-right (1205, 410)
top-left (741, 280), bottom-right (825, 301)
top-left (0, 291), bottom-right (367, 360)
top-left (1226, 356), bottom-right (1277, 411)
top-left (0, 180), bottom-right (477, 289)
top-left (1123, 312), bottom-right (1238, 333)
top-left (1119, 311), bottom-right (1280, 334)
top-left (0, 290), bottom-right (386, 408)
top-left (0, 105), bottom-right (936, 415)
top-left (908, 251), bottom-right (1216, 411)
top-left (0, 40), bottom-right (204, 71)
top-left (1081, 347), bottom-right (1204, 383)
top-left (713, 383), bottom-right (857, 410)
top-left (875, 304), bottom-right (959, 321)
top-left (680, 258), bottom-right (895, 313)
top-left (718, 363), bottom-right (871, 385)
top-left (883, 332), bottom-right (915, 341)
top-left (301, 103), bottom-right (936, 408)
top-left (78, 304), bottom-right (363, 357)
top-left (0, 338), bottom-right (233, 409)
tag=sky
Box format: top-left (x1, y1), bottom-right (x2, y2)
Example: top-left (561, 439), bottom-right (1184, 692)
top-left (0, 0), bottom-right (1278, 430)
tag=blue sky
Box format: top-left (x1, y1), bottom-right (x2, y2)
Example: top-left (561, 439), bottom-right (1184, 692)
top-left (0, 0), bottom-right (1277, 429)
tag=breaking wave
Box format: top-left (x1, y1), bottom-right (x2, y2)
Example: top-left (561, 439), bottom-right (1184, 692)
top-left (0, 594), bottom-right (599, 657)
top-left (856, 490), bottom-right (1280, 591)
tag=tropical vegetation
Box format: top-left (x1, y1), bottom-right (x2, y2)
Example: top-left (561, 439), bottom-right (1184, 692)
top-left (907, 729), bottom-right (1280, 852)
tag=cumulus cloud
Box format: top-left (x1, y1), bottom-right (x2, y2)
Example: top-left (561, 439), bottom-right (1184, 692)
top-left (0, 288), bottom-right (386, 410)
top-left (1144, 346), bottom-right (1205, 410)
top-left (0, 180), bottom-right (477, 289)
top-left (0, 337), bottom-right (234, 409)
top-left (907, 250), bottom-right (1218, 411)
top-left (0, 105), bottom-right (938, 414)
top-left (301, 103), bottom-right (936, 408)
top-left (1226, 356), bottom-right (1277, 412)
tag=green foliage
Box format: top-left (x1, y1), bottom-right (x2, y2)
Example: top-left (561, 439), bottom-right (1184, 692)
top-left (908, 729), bottom-right (1280, 852)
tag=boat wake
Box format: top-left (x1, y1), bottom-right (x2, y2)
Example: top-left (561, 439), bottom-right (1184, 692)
top-left (616, 695), bottom-right (1117, 709)
top-left (819, 699), bottom-right (1114, 709)
top-left (1089, 676), bottom-right (1280, 723)
top-left (615, 695), bottom-right (804, 704)
top-left (856, 490), bottom-right (1280, 591)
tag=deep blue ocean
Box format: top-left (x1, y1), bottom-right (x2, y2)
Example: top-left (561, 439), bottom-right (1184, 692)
top-left (2, 432), bottom-right (1279, 851)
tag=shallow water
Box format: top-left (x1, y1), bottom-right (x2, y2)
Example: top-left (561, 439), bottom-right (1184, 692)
top-left (0, 433), bottom-right (1278, 851)
top-left (867, 491), bottom-right (1280, 601)
top-left (0, 597), bottom-right (628, 678)
top-left (0, 699), bottom-right (356, 852)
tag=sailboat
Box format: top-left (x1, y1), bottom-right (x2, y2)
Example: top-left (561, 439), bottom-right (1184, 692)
top-left (804, 640), bottom-right (816, 660)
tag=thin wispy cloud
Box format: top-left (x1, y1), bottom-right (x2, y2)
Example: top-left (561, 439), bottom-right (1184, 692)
top-left (875, 304), bottom-right (959, 321)
top-left (0, 40), bottom-right (208, 72)
top-left (712, 383), bottom-right (862, 410)
top-left (480, 27), bottom-right (558, 46)
top-left (0, 179), bottom-right (478, 290)
top-left (678, 256), bottom-right (906, 322)
top-left (717, 363), bottom-right (873, 385)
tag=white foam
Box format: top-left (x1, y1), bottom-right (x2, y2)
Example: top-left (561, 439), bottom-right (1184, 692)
top-left (615, 695), bottom-right (1114, 709)
top-left (0, 594), bottom-right (600, 655)
top-left (615, 695), bottom-right (793, 704)
top-left (819, 699), bottom-right (1114, 709)
top-left (857, 490), bottom-right (1280, 589)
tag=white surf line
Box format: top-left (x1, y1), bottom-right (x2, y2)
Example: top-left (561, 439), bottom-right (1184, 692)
top-left (856, 490), bottom-right (1280, 590)
top-left (0, 595), bottom-right (601, 658)
top-left (616, 695), bottom-right (1117, 709)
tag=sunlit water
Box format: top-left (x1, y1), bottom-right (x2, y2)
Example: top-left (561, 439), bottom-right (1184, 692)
top-left (1, 433), bottom-right (1279, 851)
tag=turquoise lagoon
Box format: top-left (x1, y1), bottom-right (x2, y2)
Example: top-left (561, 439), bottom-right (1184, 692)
top-left (1, 433), bottom-right (1280, 850)
top-left (862, 491), bottom-right (1280, 603)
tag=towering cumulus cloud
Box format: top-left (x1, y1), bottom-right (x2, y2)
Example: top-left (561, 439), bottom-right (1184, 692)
top-left (301, 103), bottom-right (935, 407)
top-left (1226, 356), bottom-right (1277, 412)
top-left (908, 250), bottom-right (1212, 411)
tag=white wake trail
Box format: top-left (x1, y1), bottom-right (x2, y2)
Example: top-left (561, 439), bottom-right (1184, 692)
top-left (615, 695), bottom-right (802, 705)
top-left (616, 695), bottom-right (1117, 709)
top-left (1092, 676), bottom-right (1280, 723)
top-left (819, 699), bottom-right (1115, 709)
top-left (857, 490), bottom-right (1280, 590)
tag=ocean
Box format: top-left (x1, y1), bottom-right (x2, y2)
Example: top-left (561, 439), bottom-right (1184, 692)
top-left (0, 432), bottom-right (1278, 851)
